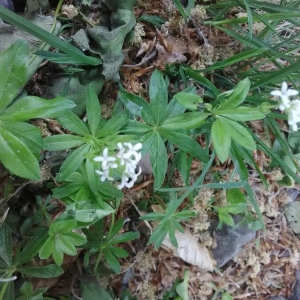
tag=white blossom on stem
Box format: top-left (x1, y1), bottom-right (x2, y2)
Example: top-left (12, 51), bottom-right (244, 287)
top-left (93, 148), bottom-right (117, 170)
top-left (94, 143), bottom-right (143, 189)
top-left (287, 100), bottom-right (300, 131)
top-left (95, 168), bottom-right (114, 182)
top-left (271, 81), bottom-right (299, 111)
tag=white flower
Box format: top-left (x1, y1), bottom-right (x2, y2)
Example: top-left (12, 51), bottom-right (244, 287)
top-left (94, 148), bottom-right (117, 170)
top-left (271, 82), bottom-right (299, 111)
top-left (287, 99), bottom-right (300, 131)
top-left (95, 169), bottom-right (113, 181)
top-left (94, 143), bottom-right (143, 189)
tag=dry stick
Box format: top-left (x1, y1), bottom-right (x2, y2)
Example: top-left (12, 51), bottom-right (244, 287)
top-left (127, 195), bottom-right (152, 235)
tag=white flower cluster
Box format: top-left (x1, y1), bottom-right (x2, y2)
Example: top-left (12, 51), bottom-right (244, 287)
top-left (271, 82), bottom-right (300, 131)
top-left (94, 142), bottom-right (142, 189)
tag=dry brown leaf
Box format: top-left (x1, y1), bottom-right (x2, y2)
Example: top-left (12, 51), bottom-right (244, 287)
top-left (162, 227), bottom-right (215, 271)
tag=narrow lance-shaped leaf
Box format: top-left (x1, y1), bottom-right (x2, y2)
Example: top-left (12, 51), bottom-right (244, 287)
top-left (118, 91), bottom-right (155, 125)
top-left (160, 130), bottom-right (209, 163)
top-left (44, 135), bottom-right (85, 151)
top-left (56, 110), bottom-right (90, 136)
top-left (162, 112), bottom-right (209, 130)
top-left (149, 70), bottom-right (168, 124)
top-left (0, 6), bottom-right (102, 66)
top-left (86, 85), bottom-right (101, 136)
top-left (1, 97), bottom-right (75, 122)
top-left (150, 133), bottom-right (168, 188)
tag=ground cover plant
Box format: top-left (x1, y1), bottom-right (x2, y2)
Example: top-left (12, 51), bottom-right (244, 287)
top-left (1, 0), bottom-right (300, 299)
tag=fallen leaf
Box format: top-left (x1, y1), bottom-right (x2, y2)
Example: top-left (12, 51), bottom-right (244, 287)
top-left (162, 227), bottom-right (215, 271)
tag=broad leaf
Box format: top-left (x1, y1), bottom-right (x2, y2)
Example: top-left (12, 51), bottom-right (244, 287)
top-left (0, 127), bottom-right (40, 179)
top-left (0, 40), bottom-right (28, 111)
top-left (217, 78), bottom-right (250, 110)
top-left (0, 121), bottom-right (43, 154)
top-left (149, 70), bottom-right (168, 124)
top-left (150, 133), bottom-right (168, 188)
top-left (221, 117), bottom-right (256, 150)
top-left (1, 97), bottom-right (75, 122)
top-left (211, 118), bottom-right (231, 163)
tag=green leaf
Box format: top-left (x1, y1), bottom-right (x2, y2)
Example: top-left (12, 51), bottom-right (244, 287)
top-left (217, 106), bottom-right (265, 121)
top-left (82, 282), bottom-right (113, 300)
top-left (19, 281), bottom-right (33, 296)
top-left (173, 92), bottom-right (203, 110)
top-left (57, 111), bottom-right (90, 136)
top-left (85, 159), bottom-right (99, 194)
top-left (118, 91), bottom-right (155, 125)
top-left (0, 121), bottom-right (43, 154)
top-left (72, 206), bottom-right (114, 223)
top-left (104, 250), bottom-right (121, 273)
top-left (160, 129), bottom-right (209, 162)
top-left (15, 228), bottom-right (48, 265)
top-left (39, 237), bottom-right (54, 260)
top-left (97, 113), bottom-right (128, 138)
top-left (56, 236), bottom-right (77, 256)
top-left (217, 78), bottom-right (250, 110)
top-left (0, 127), bottom-right (40, 179)
top-left (109, 232), bottom-right (139, 245)
top-left (183, 67), bottom-right (219, 97)
top-left (164, 95), bottom-right (187, 119)
top-left (0, 40), bottom-right (28, 111)
top-left (150, 133), bottom-right (168, 188)
top-left (86, 85), bottom-right (101, 136)
top-left (44, 134), bottom-right (84, 151)
top-left (56, 144), bottom-right (91, 181)
top-left (63, 232), bottom-right (87, 246)
top-left (211, 118), bottom-right (231, 163)
top-left (0, 224), bottom-right (12, 266)
top-left (18, 264), bottom-right (63, 278)
top-left (53, 242), bottom-right (64, 266)
top-left (52, 182), bottom-right (82, 199)
top-left (162, 112), bottom-right (209, 130)
top-left (0, 6), bottom-right (101, 66)
top-left (221, 117), bottom-right (256, 150)
top-left (218, 210), bottom-right (234, 226)
top-left (149, 70), bottom-right (168, 124)
top-left (1, 97), bottom-right (75, 122)
top-left (121, 119), bottom-right (152, 135)
top-left (176, 270), bottom-right (189, 300)
top-left (110, 247), bottom-right (128, 258)
top-left (49, 220), bottom-right (77, 235)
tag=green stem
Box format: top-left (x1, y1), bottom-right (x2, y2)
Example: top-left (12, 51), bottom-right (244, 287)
top-left (0, 270), bottom-right (15, 299)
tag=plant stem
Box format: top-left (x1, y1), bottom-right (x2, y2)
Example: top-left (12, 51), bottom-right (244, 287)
top-left (0, 270), bottom-right (15, 299)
